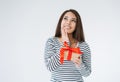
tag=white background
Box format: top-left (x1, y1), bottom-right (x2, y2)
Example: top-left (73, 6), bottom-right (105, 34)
top-left (0, 0), bottom-right (120, 82)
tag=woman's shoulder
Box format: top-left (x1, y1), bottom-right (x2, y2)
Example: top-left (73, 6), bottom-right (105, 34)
top-left (46, 36), bottom-right (58, 43)
top-left (78, 41), bottom-right (90, 48)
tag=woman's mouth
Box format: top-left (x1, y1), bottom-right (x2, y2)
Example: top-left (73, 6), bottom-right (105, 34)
top-left (64, 25), bottom-right (71, 29)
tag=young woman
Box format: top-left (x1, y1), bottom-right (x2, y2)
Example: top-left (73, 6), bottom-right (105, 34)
top-left (44, 9), bottom-right (91, 82)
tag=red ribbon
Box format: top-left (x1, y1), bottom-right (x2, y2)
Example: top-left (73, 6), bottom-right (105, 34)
top-left (60, 41), bottom-right (83, 64)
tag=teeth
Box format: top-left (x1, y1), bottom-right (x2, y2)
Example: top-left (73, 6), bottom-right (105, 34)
top-left (66, 27), bottom-right (69, 29)
top-left (65, 26), bottom-right (70, 28)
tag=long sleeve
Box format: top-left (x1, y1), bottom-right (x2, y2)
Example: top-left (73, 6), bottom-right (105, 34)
top-left (76, 42), bottom-right (91, 77)
top-left (44, 37), bottom-right (61, 72)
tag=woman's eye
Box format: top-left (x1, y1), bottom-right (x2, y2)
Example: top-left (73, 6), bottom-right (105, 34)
top-left (72, 20), bottom-right (76, 22)
top-left (63, 17), bottom-right (67, 20)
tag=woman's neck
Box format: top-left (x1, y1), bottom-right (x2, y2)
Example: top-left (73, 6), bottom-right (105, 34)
top-left (68, 34), bottom-right (77, 47)
top-left (68, 34), bottom-right (76, 43)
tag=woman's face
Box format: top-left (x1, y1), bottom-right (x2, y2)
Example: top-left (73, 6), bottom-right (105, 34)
top-left (61, 12), bottom-right (77, 34)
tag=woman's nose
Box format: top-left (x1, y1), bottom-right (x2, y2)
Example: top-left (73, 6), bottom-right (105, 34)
top-left (66, 20), bottom-right (71, 24)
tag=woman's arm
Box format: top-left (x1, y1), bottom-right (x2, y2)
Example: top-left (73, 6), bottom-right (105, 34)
top-left (44, 37), bottom-right (61, 72)
top-left (76, 42), bottom-right (91, 77)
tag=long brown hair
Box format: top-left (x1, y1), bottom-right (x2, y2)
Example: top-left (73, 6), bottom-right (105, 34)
top-left (55, 9), bottom-right (85, 42)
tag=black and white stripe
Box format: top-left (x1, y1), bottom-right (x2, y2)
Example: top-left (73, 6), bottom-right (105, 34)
top-left (44, 37), bottom-right (91, 82)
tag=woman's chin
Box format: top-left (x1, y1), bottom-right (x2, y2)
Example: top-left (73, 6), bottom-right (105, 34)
top-left (67, 30), bottom-right (74, 34)
top-left (67, 31), bottom-right (73, 34)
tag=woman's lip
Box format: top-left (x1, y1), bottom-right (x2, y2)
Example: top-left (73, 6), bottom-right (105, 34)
top-left (64, 26), bottom-right (70, 28)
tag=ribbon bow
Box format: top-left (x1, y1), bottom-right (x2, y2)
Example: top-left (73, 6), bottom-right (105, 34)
top-left (60, 41), bottom-right (83, 64)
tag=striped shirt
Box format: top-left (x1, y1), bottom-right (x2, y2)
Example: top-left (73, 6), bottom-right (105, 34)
top-left (44, 37), bottom-right (91, 82)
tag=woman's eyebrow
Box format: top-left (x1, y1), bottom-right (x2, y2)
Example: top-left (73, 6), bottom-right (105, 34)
top-left (64, 16), bottom-right (76, 19)
top-left (64, 16), bottom-right (68, 18)
top-left (72, 18), bottom-right (76, 20)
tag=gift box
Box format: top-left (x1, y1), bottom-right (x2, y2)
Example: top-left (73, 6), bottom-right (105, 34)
top-left (60, 41), bottom-right (83, 64)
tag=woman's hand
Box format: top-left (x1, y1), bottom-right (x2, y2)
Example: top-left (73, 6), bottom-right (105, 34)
top-left (71, 53), bottom-right (82, 67)
top-left (61, 26), bottom-right (69, 42)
